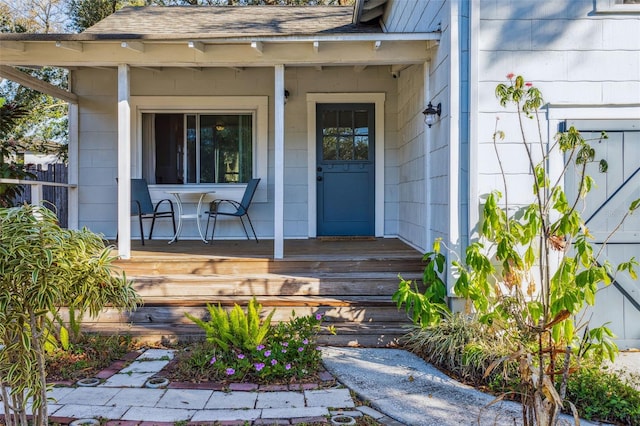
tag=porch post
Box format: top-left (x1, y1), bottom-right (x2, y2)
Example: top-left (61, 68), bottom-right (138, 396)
top-left (423, 60), bottom-right (432, 251)
top-left (67, 70), bottom-right (79, 229)
top-left (117, 64), bottom-right (131, 259)
top-left (274, 64), bottom-right (285, 259)
top-left (67, 102), bottom-right (79, 229)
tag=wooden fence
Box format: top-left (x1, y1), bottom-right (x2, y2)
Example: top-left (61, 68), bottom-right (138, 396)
top-left (12, 163), bottom-right (69, 228)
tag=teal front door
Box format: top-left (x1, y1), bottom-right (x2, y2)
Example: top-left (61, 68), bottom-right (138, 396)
top-left (316, 103), bottom-right (375, 236)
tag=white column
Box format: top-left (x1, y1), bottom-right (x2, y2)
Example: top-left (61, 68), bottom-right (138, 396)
top-left (448, 0), bottom-right (461, 291)
top-left (423, 61), bottom-right (432, 251)
top-left (67, 74), bottom-right (79, 230)
top-left (117, 64), bottom-right (131, 259)
top-left (274, 65), bottom-right (285, 259)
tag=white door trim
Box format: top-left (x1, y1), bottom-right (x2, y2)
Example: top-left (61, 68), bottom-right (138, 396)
top-left (306, 93), bottom-right (386, 238)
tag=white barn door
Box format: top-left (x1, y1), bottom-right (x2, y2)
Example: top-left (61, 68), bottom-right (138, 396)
top-left (565, 128), bottom-right (640, 349)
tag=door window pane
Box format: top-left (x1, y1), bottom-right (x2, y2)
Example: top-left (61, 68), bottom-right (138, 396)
top-left (320, 107), bottom-right (370, 161)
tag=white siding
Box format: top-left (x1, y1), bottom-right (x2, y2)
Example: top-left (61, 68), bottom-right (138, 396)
top-left (75, 65), bottom-right (399, 241)
top-left (383, 0), bottom-right (445, 33)
top-left (383, 0), bottom-right (453, 253)
top-left (475, 0), bottom-right (640, 217)
top-left (396, 64), bottom-right (427, 250)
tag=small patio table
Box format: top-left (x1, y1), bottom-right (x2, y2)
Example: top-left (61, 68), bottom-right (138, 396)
top-left (164, 189), bottom-right (215, 244)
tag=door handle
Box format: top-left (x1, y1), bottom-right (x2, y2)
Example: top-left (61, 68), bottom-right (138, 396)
top-left (317, 166), bottom-right (322, 172)
top-left (317, 176), bottom-right (323, 182)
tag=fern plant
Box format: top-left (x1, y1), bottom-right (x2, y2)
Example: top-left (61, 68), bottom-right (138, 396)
top-left (186, 297), bottom-right (275, 352)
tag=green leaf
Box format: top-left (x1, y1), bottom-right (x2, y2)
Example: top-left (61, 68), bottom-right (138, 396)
top-left (599, 159), bottom-right (608, 173)
top-left (59, 325), bottom-right (70, 351)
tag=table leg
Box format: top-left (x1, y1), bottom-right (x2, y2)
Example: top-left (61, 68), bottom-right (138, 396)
top-left (168, 193), bottom-right (183, 244)
top-left (196, 193), bottom-right (209, 244)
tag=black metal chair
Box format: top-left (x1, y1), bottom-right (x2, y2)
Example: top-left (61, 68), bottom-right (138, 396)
top-left (131, 178), bottom-right (176, 245)
top-left (205, 178), bottom-right (260, 243)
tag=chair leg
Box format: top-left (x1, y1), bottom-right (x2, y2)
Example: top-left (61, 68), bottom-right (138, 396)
top-left (149, 216), bottom-right (156, 241)
top-left (205, 214), bottom-right (213, 241)
top-left (206, 213), bottom-right (219, 242)
top-left (138, 215), bottom-right (145, 245)
top-left (210, 213), bottom-right (219, 241)
top-left (238, 216), bottom-right (250, 241)
top-left (245, 214), bottom-right (259, 243)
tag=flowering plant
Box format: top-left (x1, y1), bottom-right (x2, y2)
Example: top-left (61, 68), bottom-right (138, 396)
top-left (194, 310), bottom-right (330, 382)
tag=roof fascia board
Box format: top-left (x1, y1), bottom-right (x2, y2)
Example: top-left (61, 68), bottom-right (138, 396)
top-left (0, 40), bottom-right (433, 68)
top-left (0, 32), bottom-right (440, 43)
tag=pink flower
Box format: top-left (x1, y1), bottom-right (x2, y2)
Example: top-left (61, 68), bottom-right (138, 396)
top-left (264, 350), bottom-right (272, 357)
top-left (271, 359), bottom-right (278, 366)
top-left (282, 342), bottom-right (289, 347)
top-left (254, 362), bottom-right (265, 371)
top-left (209, 356), bottom-right (216, 364)
top-left (525, 82), bottom-right (532, 87)
top-left (315, 313), bottom-right (323, 320)
top-left (298, 347), bottom-right (304, 352)
top-left (506, 73), bottom-right (515, 79)
top-left (282, 349), bottom-right (287, 353)
top-left (302, 339), bottom-right (309, 345)
top-left (226, 368), bottom-right (235, 375)
top-left (237, 354), bottom-right (245, 359)
top-left (285, 363), bottom-right (292, 370)
top-left (256, 344), bottom-right (265, 351)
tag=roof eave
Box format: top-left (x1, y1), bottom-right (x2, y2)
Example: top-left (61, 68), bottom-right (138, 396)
top-left (0, 32), bottom-right (438, 43)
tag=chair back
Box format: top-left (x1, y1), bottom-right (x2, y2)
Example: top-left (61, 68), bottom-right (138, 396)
top-left (238, 178), bottom-right (261, 213)
top-left (130, 178), bottom-right (155, 215)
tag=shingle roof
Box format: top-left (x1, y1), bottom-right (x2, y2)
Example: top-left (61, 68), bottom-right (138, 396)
top-left (83, 6), bottom-right (382, 38)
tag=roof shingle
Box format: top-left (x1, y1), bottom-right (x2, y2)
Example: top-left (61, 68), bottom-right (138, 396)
top-left (83, 6), bottom-right (382, 38)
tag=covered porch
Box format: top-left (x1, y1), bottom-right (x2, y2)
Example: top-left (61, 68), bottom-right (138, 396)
top-left (0, 5), bottom-right (440, 261)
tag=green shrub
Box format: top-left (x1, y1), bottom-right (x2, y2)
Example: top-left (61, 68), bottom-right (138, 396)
top-left (183, 309), bottom-right (326, 383)
top-left (565, 366), bottom-right (640, 425)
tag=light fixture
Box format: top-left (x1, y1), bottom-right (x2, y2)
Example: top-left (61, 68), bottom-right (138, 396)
top-left (422, 102), bottom-right (441, 128)
top-left (284, 89), bottom-right (290, 104)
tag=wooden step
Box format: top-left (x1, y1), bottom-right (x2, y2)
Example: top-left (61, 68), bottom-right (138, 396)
top-left (116, 257), bottom-right (423, 276)
top-left (81, 322), bottom-right (410, 348)
top-left (130, 272), bottom-right (423, 297)
top-left (69, 303), bottom-right (410, 325)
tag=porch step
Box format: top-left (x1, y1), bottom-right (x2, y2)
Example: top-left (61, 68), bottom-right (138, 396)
top-left (82, 322), bottom-right (412, 347)
top-left (93, 239), bottom-right (425, 347)
top-left (115, 257), bottom-right (422, 275)
top-left (131, 272), bottom-right (422, 297)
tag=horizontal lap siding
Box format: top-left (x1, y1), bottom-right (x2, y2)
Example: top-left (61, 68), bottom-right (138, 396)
top-left (76, 66), bottom-right (399, 241)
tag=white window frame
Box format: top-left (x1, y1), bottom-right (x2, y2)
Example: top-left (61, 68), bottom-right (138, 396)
top-left (595, 0), bottom-right (640, 13)
top-left (130, 96), bottom-right (268, 202)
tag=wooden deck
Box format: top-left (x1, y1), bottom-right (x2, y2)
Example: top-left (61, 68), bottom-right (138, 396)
top-left (86, 238), bottom-right (425, 347)
top-left (123, 237), bottom-right (420, 260)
